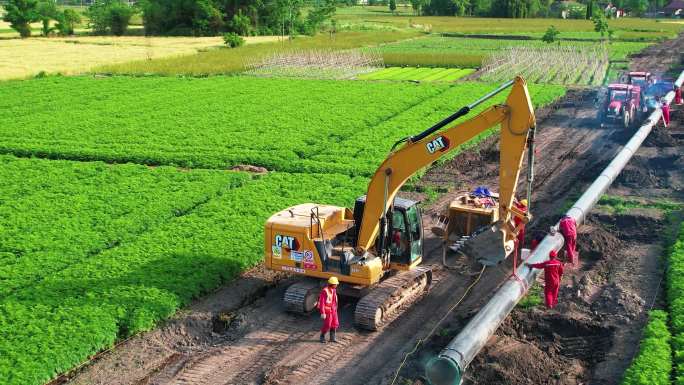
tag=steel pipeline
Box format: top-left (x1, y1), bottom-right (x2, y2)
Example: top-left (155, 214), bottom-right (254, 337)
top-left (425, 70), bottom-right (684, 385)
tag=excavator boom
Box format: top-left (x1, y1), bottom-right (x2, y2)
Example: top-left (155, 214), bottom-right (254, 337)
top-left (356, 77), bottom-right (536, 263)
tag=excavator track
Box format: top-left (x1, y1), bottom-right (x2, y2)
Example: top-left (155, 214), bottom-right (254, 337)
top-left (284, 279), bottom-right (321, 313)
top-left (354, 266), bottom-right (433, 331)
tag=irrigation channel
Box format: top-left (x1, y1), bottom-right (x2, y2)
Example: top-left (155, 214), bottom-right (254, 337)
top-left (62, 37), bottom-right (684, 385)
top-left (426, 69), bottom-right (684, 385)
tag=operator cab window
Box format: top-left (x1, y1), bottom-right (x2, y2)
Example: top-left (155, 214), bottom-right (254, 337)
top-left (407, 205), bottom-right (421, 241)
top-left (611, 90), bottom-right (628, 101)
top-left (391, 209), bottom-right (409, 256)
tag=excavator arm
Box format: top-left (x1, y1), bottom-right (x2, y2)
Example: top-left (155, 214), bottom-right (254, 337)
top-left (356, 77), bottom-right (536, 264)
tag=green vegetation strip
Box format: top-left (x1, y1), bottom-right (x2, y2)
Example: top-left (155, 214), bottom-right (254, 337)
top-left (0, 162), bottom-right (368, 385)
top-left (358, 67), bottom-right (475, 83)
top-left (598, 195), bottom-right (682, 214)
top-left (667, 221), bottom-right (684, 384)
top-left (377, 36), bottom-right (651, 63)
top-left (620, 310), bottom-right (672, 385)
top-left (334, 13), bottom-right (682, 41)
top-left (0, 76), bottom-right (566, 177)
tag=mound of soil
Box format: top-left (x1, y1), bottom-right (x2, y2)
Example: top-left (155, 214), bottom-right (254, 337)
top-left (577, 224), bottom-right (621, 262)
top-left (469, 335), bottom-right (574, 385)
top-left (593, 211), bottom-right (664, 242)
top-left (590, 282), bottom-right (646, 323)
top-left (644, 126), bottom-right (677, 147)
top-left (617, 166), bottom-right (661, 188)
top-left (468, 312), bottom-right (612, 385)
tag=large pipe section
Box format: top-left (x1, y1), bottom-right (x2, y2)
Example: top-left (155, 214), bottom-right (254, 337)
top-left (425, 70), bottom-right (684, 385)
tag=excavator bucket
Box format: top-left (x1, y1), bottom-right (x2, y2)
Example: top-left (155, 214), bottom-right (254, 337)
top-left (460, 222), bottom-right (515, 266)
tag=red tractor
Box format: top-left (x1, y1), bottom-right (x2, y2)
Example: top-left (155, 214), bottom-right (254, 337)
top-left (598, 84), bottom-right (642, 129)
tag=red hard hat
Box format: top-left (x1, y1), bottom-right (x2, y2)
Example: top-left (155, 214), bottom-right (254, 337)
top-left (549, 250), bottom-right (558, 258)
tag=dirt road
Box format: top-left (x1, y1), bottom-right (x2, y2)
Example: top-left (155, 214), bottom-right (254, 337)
top-left (63, 38), bottom-right (683, 385)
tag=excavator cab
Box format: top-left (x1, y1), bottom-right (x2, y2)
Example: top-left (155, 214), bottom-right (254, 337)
top-left (354, 196), bottom-right (423, 269)
top-left (389, 201), bottom-right (423, 267)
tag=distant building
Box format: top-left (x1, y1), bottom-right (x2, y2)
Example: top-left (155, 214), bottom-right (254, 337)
top-left (664, 0), bottom-right (684, 16)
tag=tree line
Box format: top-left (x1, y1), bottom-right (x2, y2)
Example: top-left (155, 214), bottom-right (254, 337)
top-left (2, 0), bottom-right (336, 37)
top-left (2, 0), bottom-right (670, 38)
top-left (410, 0), bottom-right (667, 17)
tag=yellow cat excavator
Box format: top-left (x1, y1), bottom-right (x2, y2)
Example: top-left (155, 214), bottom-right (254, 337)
top-left (264, 77), bottom-right (536, 330)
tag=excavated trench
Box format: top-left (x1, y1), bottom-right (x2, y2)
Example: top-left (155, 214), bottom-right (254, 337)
top-left (461, 209), bottom-right (666, 385)
top-left (400, 85), bottom-right (683, 385)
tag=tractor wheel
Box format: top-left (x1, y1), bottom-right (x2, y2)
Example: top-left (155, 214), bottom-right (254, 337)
top-left (623, 111), bottom-right (631, 129)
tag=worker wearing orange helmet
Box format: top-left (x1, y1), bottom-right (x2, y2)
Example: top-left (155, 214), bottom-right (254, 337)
top-left (526, 250), bottom-right (565, 308)
top-left (319, 276), bottom-right (339, 343)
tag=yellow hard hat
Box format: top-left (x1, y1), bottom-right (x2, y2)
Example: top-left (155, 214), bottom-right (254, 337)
top-left (328, 276), bottom-right (339, 285)
top-left (520, 199), bottom-right (528, 206)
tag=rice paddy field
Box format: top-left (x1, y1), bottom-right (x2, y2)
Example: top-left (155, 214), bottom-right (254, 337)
top-left (0, 36), bottom-right (282, 80)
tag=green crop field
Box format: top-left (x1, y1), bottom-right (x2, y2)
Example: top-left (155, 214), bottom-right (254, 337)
top-left (0, 159), bottom-right (369, 384)
top-left (334, 11), bottom-right (683, 41)
top-left (0, 157), bottom-right (247, 297)
top-left (357, 67), bottom-right (476, 82)
top-left (0, 75), bottom-right (565, 384)
top-left (0, 76), bottom-right (565, 177)
top-left (667, 222), bottom-right (684, 384)
top-left (376, 36), bottom-right (651, 68)
top-left (3, 8), bottom-right (671, 382)
top-left (381, 35), bottom-right (650, 60)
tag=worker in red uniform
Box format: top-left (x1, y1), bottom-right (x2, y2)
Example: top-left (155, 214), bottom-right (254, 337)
top-left (319, 276), bottom-right (339, 343)
top-left (526, 250), bottom-right (564, 309)
top-left (513, 199), bottom-right (528, 256)
top-left (675, 85), bottom-right (683, 105)
top-left (559, 215), bottom-right (578, 265)
top-left (662, 97), bottom-right (671, 127)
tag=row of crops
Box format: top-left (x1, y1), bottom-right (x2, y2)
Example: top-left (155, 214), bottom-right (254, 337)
top-left (357, 67), bottom-right (475, 82)
top-left (667, 222), bottom-right (684, 384)
top-left (362, 35), bottom-right (651, 85)
top-left (0, 76), bottom-right (566, 177)
top-left (0, 157), bottom-right (369, 384)
top-left (0, 75), bottom-right (566, 385)
top-left (479, 46), bottom-right (609, 86)
top-left (620, 220), bottom-right (684, 385)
